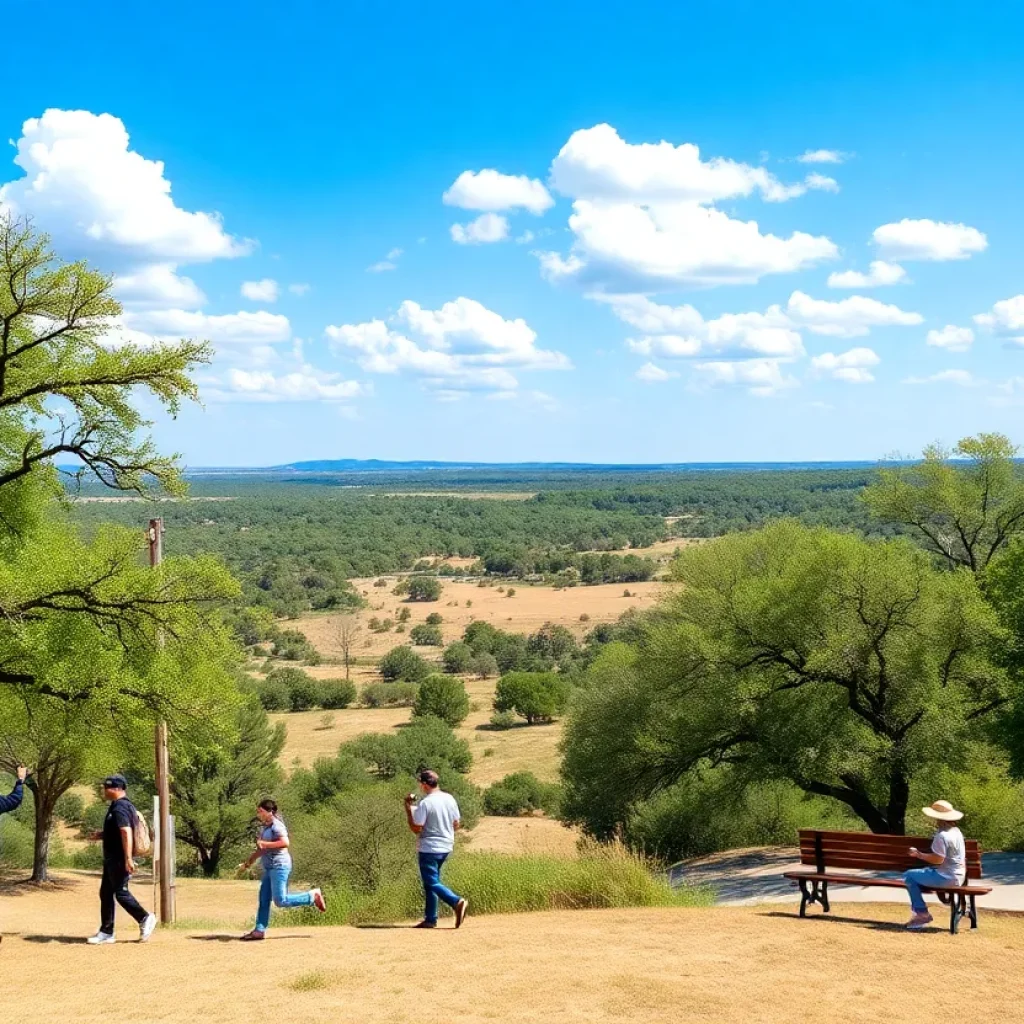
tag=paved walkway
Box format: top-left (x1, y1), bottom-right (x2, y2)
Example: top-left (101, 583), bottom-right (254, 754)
top-left (670, 847), bottom-right (1024, 911)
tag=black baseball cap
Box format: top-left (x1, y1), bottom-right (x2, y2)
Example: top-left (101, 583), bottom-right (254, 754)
top-left (102, 775), bottom-right (128, 791)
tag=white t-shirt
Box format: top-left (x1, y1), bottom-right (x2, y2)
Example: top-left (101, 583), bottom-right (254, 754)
top-left (412, 790), bottom-right (461, 854)
top-left (931, 826), bottom-right (966, 883)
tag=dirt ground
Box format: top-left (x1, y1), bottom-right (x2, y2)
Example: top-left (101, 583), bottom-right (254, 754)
top-left (2, 871), bottom-right (1022, 1024)
top-left (294, 578), bottom-right (666, 662)
top-left (273, 675), bottom-right (563, 785)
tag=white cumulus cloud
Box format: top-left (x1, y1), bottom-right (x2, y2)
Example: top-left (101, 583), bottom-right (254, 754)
top-left (873, 218), bottom-right (987, 261)
top-left (904, 370), bottom-right (978, 386)
top-left (0, 109), bottom-right (247, 266)
top-left (124, 308), bottom-right (291, 350)
top-left (827, 261), bottom-right (906, 289)
top-left (113, 264), bottom-right (206, 309)
top-left (796, 149), bottom-right (848, 164)
top-left (241, 278), bottom-right (279, 302)
top-left (635, 362), bottom-right (679, 382)
top-left (443, 169), bottom-right (553, 214)
top-left (926, 325), bottom-right (974, 352)
top-left (786, 291), bottom-right (923, 337)
top-left (326, 297), bottom-right (570, 396)
top-left (810, 347), bottom-right (880, 383)
top-left (691, 358), bottom-right (798, 396)
top-left (974, 295), bottom-right (1024, 346)
top-left (207, 366), bottom-right (363, 403)
top-left (595, 293), bottom-right (804, 360)
top-left (450, 213), bottom-right (509, 245)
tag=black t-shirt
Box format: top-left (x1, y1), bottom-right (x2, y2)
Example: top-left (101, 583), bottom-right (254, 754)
top-left (102, 797), bottom-right (136, 864)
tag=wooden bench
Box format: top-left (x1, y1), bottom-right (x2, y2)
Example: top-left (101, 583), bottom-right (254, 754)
top-left (783, 829), bottom-right (992, 933)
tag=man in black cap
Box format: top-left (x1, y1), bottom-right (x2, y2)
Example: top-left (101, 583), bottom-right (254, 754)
top-left (87, 775), bottom-right (156, 945)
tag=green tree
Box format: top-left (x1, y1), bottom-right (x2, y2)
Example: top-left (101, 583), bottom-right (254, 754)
top-left (379, 645), bottom-right (430, 682)
top-left (170, 699), bottom-right (285, 876)
top-left (344, 715), bottom-right (472, 780)
top-left (0, 219), bottom-right (242, 879)
top-left (442, 641), bottom-right (473, 674)
top-left (863, 433), bottom-right (1024, 571)
top-left (406, 576), bottom-right (442, 601)
top-left (494, 672), bottom-right (571, 724)
top-left (409, 623), bottom-right (443, 646)
top-left (413, 675), bottom-right (470, 726)
top-left (561, 521), bottom-right (1008, 837)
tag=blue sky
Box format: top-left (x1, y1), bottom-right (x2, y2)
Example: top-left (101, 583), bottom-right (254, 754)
top-left (3, 1), bottom-right (1023, 465)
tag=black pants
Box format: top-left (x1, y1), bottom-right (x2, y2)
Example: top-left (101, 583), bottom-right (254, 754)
top-left (99, 862), bottom-right (149, 935)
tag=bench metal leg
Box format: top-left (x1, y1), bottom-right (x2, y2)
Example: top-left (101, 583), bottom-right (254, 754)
top-left (969, 894), bottom-right (978, 930)
top-left (949, 893), bottom-right (967, 935)
top-left (798, 879), bottom-right (830, 917)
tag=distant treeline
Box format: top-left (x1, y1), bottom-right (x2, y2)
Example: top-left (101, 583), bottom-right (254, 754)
top-left (67, 467), bottom-right (885, 616)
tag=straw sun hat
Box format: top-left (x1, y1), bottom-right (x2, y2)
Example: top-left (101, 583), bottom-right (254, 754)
top-left (922, 800), bottom-right (963, 822)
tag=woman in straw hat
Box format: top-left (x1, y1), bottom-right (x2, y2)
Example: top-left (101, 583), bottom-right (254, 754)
top-left (903, 800), bottom-right (967, 930)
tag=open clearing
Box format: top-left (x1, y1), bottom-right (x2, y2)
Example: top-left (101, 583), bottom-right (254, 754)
top-left (3, 871), bottom-right (1023, 1024)
top-left (273, 674), bottom-right (563, 785)
top-left (294, 578), bottom-right (665, 661)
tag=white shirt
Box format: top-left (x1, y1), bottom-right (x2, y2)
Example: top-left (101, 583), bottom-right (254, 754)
top-left (931, 826), bottom-right (966, 883)
top-left (412, 790), bottom-right (461, 854)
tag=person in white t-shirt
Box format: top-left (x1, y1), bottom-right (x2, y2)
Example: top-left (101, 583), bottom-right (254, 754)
top-left (903, 800), bottom-right (968, 930)
top-left (403, 769), bottom-right (469, 929)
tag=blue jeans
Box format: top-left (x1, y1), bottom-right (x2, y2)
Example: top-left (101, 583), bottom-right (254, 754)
top-left (255, 865), bottom-right (314, 932)
top-left (418, 852), bottom-right (461, 924)
top-left (903, 867), bottom-right (955, 913)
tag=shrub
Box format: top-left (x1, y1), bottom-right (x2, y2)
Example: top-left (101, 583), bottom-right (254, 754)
top-left (413, 675), bottom-right (470, 727)
top-left (468, 653), bottom-right (499, 679)
top-left (489, 710), bottom-right (518, 730)
top-left (409, 624), bottom-right (443, 646)
top-left (407, 577), bottom-right (442, 602)
top-left (267, 667), bottom-right (320, 711)
top-left (344, 715), bottom-right (473, 779)
top-left (373, 578), bottom-right (389, 588)
top-left (506, 588), bottom-right (516, 598)
top-left (425, 612), bottom-right (443, 626)
top-left (361, 682), bottom-right (419, 708)
top-left (494, 672), bottom-right (571, 724)
top-left (379, 646), bottom-right (430, 683)
top-left (318, 679), bottom-right (358, 709)
top-left (442, 641), bottom-right (474, 674)
top-left (484, 772), bottom-right (563, 817)
top-left (397, 607), bottom-right (412, 623)
top-left (252, 675), bottom-right (291, 711)
top-left (271, 629), bottom-right (321, 664)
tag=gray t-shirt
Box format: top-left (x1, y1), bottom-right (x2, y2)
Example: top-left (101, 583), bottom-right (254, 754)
top-left (260, 816), bottom-right (292, 871)
top-left (412, 790), bottom-right (461, 854)
top-left (932, 826), bottom-right (966, 883)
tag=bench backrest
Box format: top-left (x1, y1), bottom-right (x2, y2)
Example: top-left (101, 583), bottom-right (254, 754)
top-left (797, 829), bottom-right (983, 880)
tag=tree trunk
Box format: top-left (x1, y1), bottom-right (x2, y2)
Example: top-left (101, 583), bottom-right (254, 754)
top-left (886, 767), bottom-right (910, 836)
top-left (31, 789), bottom-right (57, 883)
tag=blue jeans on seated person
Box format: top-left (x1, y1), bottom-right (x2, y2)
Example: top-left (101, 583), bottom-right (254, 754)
top-left (903, 867), bottom-right (955, 914)
top-left (255, 865), bottom-right (314, 932)
top-left (418, 852), bottom-right (461, 925)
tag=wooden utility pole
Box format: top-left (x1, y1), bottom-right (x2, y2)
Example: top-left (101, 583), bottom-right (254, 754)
top-left (148, 518), bottom-right (175, 923)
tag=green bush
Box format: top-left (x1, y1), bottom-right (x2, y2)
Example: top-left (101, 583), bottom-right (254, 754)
top-left (489, 710), bottom-right (518, 730)
top-left (407, 577), bottom-right (442, 602)
top-left (318, 679), bottom-right (358, 709)
top-left (442, 641), bottom-right (473, 674)
top-left (484, 772), bottom-right (562, 817)
top-left (266, 667), bottom-right (321, 711)
top-left (409, 624), bottom-right (443, 646)
top-left (361, 682), bottom-right (419, 708)
top-left (413, 676), bottom-right (470, 727)
top-left (425, 612), bottom-right (443, 626)
top-left (252, 675), bottom-right (290, 711)
top-left (379, 646), bottom-right (431, 683)
top-left (469, 653), bottom-right (499, 679)
top-left (494, 671), bottom-right (570, 724)
top-left (344, 715), bottom-right (473, 780)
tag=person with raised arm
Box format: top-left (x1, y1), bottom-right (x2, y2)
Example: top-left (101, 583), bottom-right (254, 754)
top-left (238, 798), bottom-right (327, 940)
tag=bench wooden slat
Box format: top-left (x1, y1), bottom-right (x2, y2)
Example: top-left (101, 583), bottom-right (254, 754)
top-left (797, 829), bottom-right (983, 879)
top-left (783, 871), bottom-right (991, 895)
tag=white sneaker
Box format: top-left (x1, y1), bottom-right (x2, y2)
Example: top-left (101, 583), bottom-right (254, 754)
top-left (87, 932), bottom-right (116, 945)
top-left (139, 914), bottom-right (158, 942)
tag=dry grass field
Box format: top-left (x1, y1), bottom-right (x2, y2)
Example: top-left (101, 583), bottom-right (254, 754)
top-left (273, 675), bottom-right (563, 785)
top-left (2, 871), bottom-right (1022, 1024)
top-left (294, 578), bottom-right (666, 661)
